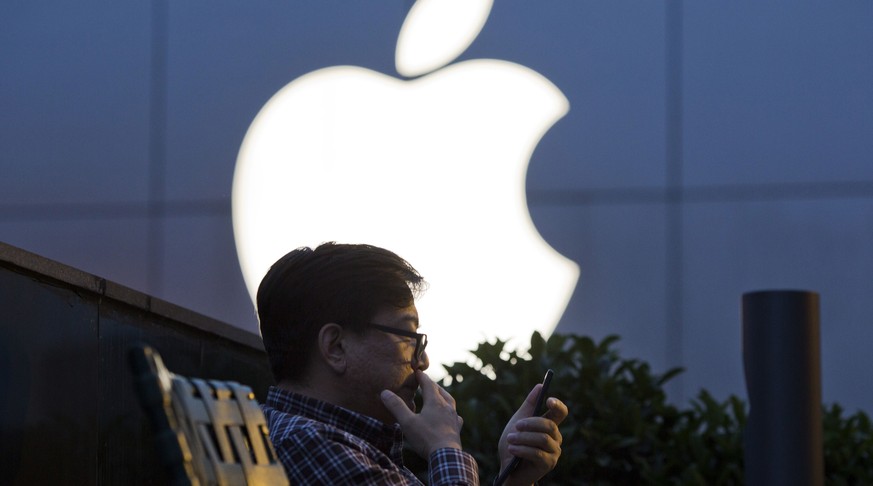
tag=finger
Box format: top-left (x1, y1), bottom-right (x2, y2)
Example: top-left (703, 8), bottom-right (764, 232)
top-left (510, 384), bottom-right (542, 420)
top-left (525, 383), bottom-right (542, 407)
top-left (507, 430), bottom-right (561, 453)
top-left (381, 389), bottom-right (415, 423)
top-left (437, 385), bottom-right (456, 409)
top-left (542, 397), bottom-right (569, 425)
top-left (514, 417), bottom-right (561, 441)
top-left (415, 370), bottom-right (442, 403)
top-left (507, 443), bottom-right (560, 469)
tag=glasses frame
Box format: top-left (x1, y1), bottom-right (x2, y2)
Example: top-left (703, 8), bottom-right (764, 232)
top-left (369, 323), bottom-right (428, 364)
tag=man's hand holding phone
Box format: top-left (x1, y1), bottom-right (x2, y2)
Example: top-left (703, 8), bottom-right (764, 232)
top-left (496, 371), bottom-right (568, 486)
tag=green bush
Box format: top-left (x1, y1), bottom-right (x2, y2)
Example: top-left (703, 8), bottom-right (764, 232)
top-left (430, 331), bottom-right (873, 485)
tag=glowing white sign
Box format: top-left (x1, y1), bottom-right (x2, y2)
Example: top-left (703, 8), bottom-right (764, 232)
top-left (233, 0), bottom-right (579, 371)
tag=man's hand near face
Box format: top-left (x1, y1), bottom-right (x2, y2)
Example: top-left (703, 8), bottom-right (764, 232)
top-left (381, 370), bottom-right (464, 458)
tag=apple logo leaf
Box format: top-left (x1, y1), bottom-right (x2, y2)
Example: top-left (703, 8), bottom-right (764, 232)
top-left (396, 0), bottom-right (494, 78)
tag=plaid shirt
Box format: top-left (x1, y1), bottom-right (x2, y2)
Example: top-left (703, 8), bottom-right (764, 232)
top-left (263, 386), bottom-right (479, 485)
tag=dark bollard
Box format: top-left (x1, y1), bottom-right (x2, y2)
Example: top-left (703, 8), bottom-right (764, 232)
top-left (742, 290), bottom-right (823, 486)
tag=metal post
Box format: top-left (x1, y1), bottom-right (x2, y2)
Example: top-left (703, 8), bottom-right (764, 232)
top-left (742, 290), bottom-right (823, 486)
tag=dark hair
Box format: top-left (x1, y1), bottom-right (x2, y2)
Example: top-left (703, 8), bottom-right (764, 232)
top-left (257, 242), bottom-right (426, 383)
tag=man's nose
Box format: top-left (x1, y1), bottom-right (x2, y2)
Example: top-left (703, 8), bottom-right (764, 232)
top-left (416, 350), bottom-right (430, 371)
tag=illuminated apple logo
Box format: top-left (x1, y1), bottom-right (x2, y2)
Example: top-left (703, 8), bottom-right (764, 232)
top-left (233, 0), bottom-right (579, 370)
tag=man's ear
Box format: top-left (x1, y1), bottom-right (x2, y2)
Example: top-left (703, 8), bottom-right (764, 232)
top-left (317, 323), bottom-right (348, 374)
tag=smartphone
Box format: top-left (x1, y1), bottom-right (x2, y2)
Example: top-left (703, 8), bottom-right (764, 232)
top-left (493, 369), bottom-right (555, 486)
top-left (532, 369), bottom-right (555, 416)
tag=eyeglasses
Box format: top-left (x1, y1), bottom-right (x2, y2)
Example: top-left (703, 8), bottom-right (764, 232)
top-left (369, 324), bottom-right (428, 364)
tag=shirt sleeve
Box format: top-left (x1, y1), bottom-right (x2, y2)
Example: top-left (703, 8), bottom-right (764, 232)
top-left (428, 448), bottom-right (480, 486)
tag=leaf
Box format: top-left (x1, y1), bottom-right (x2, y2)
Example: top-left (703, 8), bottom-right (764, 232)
top-left (395, 0), bottom-right (493, 77)
top-left (529, 330), bottom-right (546, 358)
top-left (656, 366), bottom-right (685, 387)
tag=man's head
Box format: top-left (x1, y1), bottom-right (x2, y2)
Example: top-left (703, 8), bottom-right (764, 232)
top-left (257, 242), bottom-right (427, 390)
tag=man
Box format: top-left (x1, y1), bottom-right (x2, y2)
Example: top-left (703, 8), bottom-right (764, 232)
top-left (258, 242), bottom-right (567, 485)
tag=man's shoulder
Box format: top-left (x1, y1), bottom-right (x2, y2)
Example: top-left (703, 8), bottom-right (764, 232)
top-left (263, 401), bottom-right (323, 436)
top-left (262, 401), bottom-right (370, 450)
